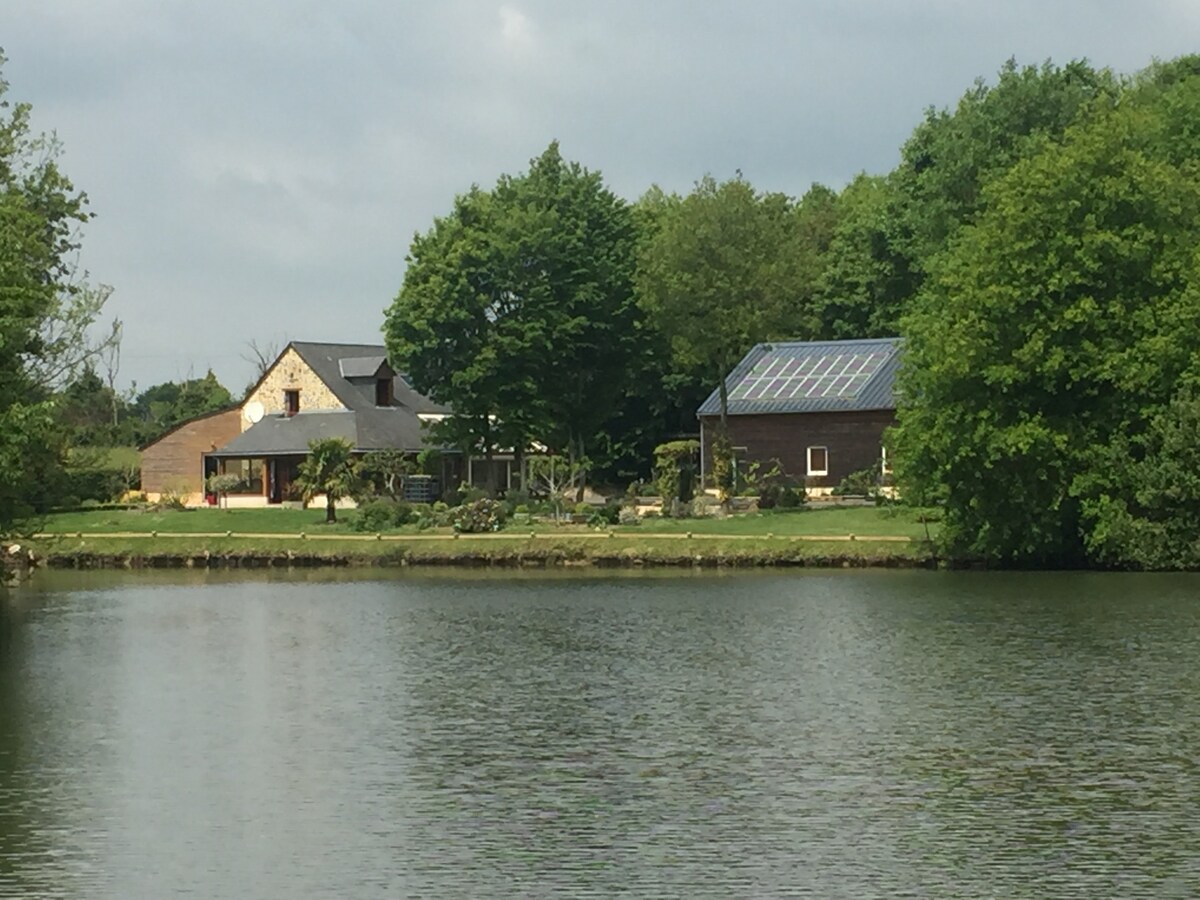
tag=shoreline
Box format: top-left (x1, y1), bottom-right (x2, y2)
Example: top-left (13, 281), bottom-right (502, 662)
top-left (15, 544), bottom-right (939, 574)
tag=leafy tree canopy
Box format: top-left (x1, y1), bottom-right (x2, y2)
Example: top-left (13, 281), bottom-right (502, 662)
top-left (892, 64), bottom-right (1200, 565)
top-left (385, 141), bottom-right (639, 492)
top-left (0, 53), bottom-right (117, 531)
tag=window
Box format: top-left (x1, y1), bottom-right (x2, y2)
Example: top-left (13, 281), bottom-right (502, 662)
top-left (375, 378), bottom-right (392, 406)
top-left (284, 389), bottom-right (300, 417)
top-left (807, 446), bottom-right (828, 477)
top-left (881, 445), bottom-right (893, 476)
top-left (229, 459), bottom-right (264, 494)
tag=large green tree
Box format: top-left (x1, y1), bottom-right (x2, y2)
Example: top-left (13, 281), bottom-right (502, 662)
top-left (815, 174), bottom-right (912, 339)
top-left (889, 58), bottom-right (1117, 272)
top-left (892, 65), bottom-right (1200, 565)
top-left (385, 142), bottom-right (639, 494)
top-left (635, 174), bottom-right (801, 432)
top-left (0, 55), bottom-right (116, 532)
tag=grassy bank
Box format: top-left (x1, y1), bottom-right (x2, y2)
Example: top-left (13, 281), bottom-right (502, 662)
top-left (24, 504), bottom-right (938, 569)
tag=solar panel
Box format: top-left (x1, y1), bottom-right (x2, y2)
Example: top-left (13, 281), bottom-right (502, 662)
top-left (731, 349), bottom-right (888, 402)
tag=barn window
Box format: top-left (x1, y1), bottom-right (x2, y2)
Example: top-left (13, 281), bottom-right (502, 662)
top-left (284, 389), bottom-right (300, 417)
top-left (807, 446), bottom-right (828, 477)
top-left (881, 445), bottom-right (893, 476)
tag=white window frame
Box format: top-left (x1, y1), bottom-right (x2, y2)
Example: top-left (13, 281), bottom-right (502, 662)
top-left (806, 446), bottom-right (829, 477)
top-left (881, 445), bottom-right (893, 476)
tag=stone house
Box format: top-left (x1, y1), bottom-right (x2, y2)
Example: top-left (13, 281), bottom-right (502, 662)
top-left (140, 341), bottom-right (497, 507)
top-left (697, 338), bottom-right (900, 493)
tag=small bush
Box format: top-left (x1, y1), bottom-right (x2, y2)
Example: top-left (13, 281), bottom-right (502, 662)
top-left (833, 468), bottom-right (880, 497)
top-left (460, 483), bottom-right (492, 504)
top-left (777, 484), bottom-right (805, 509)
top-left (618, 506), bottom-right (640, 526)
top-left (587, 502), bottom-right (621, 527)
top-left (352, 498), bottom-right (416, 532)
top-left (452, 498), bottom-right (507, 533)
top-left (503, 489), bottom-right (533, 514)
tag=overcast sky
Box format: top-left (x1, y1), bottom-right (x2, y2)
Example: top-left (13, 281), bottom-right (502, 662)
top-left (6, 1), bottom-right (1198, 392)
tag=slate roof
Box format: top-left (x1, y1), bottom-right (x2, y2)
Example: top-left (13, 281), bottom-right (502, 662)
top-left (209, 341), bottom-right (450, 457)
top-left (697, 337), bottom-right (901, 417)
top-left (283, 341), bottom-right (449, 414)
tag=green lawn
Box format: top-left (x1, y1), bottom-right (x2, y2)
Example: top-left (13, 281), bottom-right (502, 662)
top-left (37, 503), bottom-right (937, 541)
top-left (38, 507), bottom-right (360, 535)
top-left (611, 505), bottom-right (938, 540)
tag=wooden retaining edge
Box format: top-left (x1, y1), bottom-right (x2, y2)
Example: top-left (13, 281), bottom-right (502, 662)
top-left (34, 531), bottom-right (913, 544)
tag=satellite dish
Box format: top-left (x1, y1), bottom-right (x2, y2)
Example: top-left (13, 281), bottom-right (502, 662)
top-left (244, 400), bottom-right (265, 424)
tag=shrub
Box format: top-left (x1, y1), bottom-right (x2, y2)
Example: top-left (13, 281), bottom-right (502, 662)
top-left (352, 498), bottom-right (416, 532)
top-left (452, 498), bottom-right (507, 533)
top-left (618, 506), bottom-right (640, 526)
top-left (654, 440), bottom-right (700, 506)
top-left (833, 468), bottom-right (880, 497)
top-left (503, 488), bottom-right (533, 515)
top-left (587, 503), bottom-right (621, 527)
top-left (777, 484), bottom-right (806, 509)
top-left (756, 460), bottom-right (801, 510)
top-left (460, 483), bottom-right (492, 503)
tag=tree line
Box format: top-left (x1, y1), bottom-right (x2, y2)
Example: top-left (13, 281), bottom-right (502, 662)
top-left (386, 53), bottom-right (1200, 568)
top-left (8, 50), bottom-right (1200, 568)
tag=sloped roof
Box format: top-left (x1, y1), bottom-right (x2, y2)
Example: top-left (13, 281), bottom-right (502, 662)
top-left (338, 355), bottom-right (389, 378)
top-left (697, 337), bottom-right (901, 417)
top-left (289, 341), bottom-right (450, 415)
top-left (205, 341), bottom-right (457, 458)
top-left (208, 407), bottom-right (433, 457)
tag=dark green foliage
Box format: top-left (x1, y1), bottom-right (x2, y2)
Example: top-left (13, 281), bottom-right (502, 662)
top-left (130, 371), bottom-right (233, 445)
top-left (752, 460), bottom-right (804, 510)
top-left (385, 141), bottom-right (639, 494)
top-left (653, 440), bottom-right (699, 505)
top-left (295, 438), bottom-right (362, 524)
top-left (833, 468), bottom-right (881, 498)
top-left (0, 57), bottom-right (108, 534)
top-left (352, 498), bottom-right (417, 532)
top-left (893, 64), bottom-right (1200, 565)
top-left (815, 175), bottom-right (915, 339)
top-left (358, 450), bottom-right (415, 500)
top-left (451, 498), bottom-right (507, 533)
top-left (587, 502), bottom-right (621, 527)
top-left (60, 462), bottom-right (138, 505)
top-left (1083, 391), bottom-right (1200, 570)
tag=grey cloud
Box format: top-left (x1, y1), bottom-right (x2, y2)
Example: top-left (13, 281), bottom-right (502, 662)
top-left (4, 0), bottom-right (1196, 391)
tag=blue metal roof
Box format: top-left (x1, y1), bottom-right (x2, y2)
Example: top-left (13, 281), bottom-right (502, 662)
top-left (697, 337), bottom-right (901, 417)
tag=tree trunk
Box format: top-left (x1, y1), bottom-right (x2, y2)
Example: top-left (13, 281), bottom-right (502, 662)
top-left (513, 445), bottom-right (525, 493)
top-left (326, 497), bottom-right (336, 523)
top-left (717, 372), bottom-right (732, 511)
top-left (572, 433), bottom-right (586, 503)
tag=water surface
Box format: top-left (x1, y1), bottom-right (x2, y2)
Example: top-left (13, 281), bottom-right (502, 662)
top-left (2, 569), bottom-right (1198, 897)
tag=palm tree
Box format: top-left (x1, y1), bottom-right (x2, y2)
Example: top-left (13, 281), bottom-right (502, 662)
top-left (295, 437), bottom-right (361, 523)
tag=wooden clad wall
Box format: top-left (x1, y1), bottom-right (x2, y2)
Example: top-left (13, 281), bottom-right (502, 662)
top-left (141, 408), bottom-right (243, 494)
top-left (701, 409), bottom-right (894, 488)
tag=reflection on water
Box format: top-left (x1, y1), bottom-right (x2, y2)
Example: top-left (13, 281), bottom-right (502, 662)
top-left (2, 570), bottom-right (1200, 897)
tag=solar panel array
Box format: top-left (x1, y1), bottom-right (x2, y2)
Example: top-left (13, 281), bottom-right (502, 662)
top-left (729, 350), bottom-right (889, 403)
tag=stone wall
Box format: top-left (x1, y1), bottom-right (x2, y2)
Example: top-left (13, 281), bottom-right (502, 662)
top-left (243, 347), bottom-right (346, 429)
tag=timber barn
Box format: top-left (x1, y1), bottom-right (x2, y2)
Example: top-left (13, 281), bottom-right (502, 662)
top-left (697, 337), bottom-right (900, 492)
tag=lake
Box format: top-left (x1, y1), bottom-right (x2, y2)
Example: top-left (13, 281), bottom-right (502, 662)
top-left (1, 569), bottom-right (1199, 897)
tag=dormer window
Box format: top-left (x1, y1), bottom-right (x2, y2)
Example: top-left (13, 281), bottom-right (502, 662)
top-left (375, 378), bottom-right (392, 406)
top-left (284, 389), bottom-right (300, 417)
